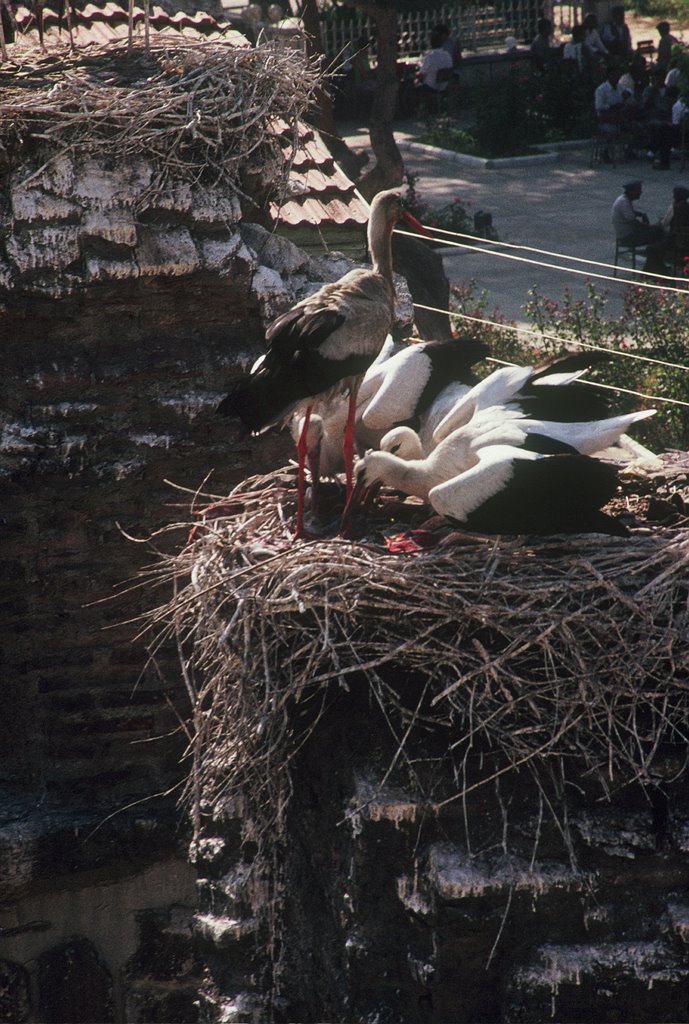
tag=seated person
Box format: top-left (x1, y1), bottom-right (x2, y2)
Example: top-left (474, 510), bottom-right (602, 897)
top-left (672, 91), bottom-right (688, 127)
top-left (612, 180), bottom-right (668, 272)
top-left (434, 22), bottom-right (462, 69)
top-left (595, 66), bottom-right (639, 159)
top-left (415, 28), bottom-right (454, 109)
top-left (661, 185), bottom-right (689, 260)
top-left (583, 13), bottom-right (609, 58)
top-left (601, 5), bottom-right (633, 58)
top-left (642, 65), bottom-right (673, 120)
top-left (638, 75), bottom-right (678, 169)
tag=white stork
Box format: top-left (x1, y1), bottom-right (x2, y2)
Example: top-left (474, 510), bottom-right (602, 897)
top-left (217, 188), bottom-right (428, 538)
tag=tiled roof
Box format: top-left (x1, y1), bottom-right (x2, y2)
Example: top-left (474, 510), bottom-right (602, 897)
top-left (271, 121), bottom-right (369, 231)
top-left (6, 2), bottom-right (250, 50)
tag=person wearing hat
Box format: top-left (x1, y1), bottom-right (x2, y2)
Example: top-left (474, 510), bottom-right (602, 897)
top-left (612, 180), bottom-right (668, 272)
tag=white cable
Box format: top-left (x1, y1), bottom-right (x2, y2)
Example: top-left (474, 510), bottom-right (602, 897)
top-left (413, 302), bottom-right (689, 373)
top-left (396, 226), bottom-right (689, 295)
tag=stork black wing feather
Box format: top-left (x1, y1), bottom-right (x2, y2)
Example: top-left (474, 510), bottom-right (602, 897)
top-left (462, 454), bottom-right (626, 536)
top-left (413, 336), bottom-right (491, 416)
top-left (265, 306), bottom-right (346, 353)
top-left (530, 350), bottom-right (610, 381)
top-left (516, 382), bottom-right (611, 421)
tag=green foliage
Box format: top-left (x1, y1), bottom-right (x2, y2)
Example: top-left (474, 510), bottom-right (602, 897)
top-left (402, 171), bottom-right (479, 236)
top-left (470, 60), bottom-right (600, 157)
top-left (419, 118), bottom-right (479, 155)
top-left (450, 279), bottom-right (689, 452)
top-left (630, 0), bottom-right (689, 20)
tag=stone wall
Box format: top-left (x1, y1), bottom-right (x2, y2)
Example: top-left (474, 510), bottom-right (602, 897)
top-left (195, 679), bottom-right (689, 1024)
top-left (0, 150), bottom-right (407, 1022)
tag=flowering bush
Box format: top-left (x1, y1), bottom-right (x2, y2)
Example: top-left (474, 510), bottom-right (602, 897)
top-left (449, 279), bottom-right (689, 452)
top-left (403, 172), bottom-right (481, 238)
top-left (522, 283), bottom-right (689, 451)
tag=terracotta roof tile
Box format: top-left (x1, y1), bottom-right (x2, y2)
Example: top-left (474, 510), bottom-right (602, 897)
top-left (269, 118), bottom-right (368, 231)
top-left (8, 2), bottom-right (250, 51)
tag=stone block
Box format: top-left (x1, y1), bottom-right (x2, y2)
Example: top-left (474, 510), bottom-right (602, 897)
top-left (5, 227), bottom-right (81, 275)
top-left (20, 154), bottom-right (76, 198)
top-left (72, 158), bottom-right (151, 206)
top-left (250, 264), bottom-right (290, 322)
top-left (81, 210), bottom-right (138, 248)
top-left (189, 187), bottom-right (241, 228)
top-left (136, 226), bottom-right (200, 277)
top-left (11, 189), bottom-right (82, 225)
top-left (241, 222), bottom-right (310, 278)
top-left (197, 233), bottom-right (253, 275)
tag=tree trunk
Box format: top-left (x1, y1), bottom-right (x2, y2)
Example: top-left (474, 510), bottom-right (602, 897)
top-left (358, 4), bottom-right (401, 199)
top-left (358, 4), bottom-right (404, 200)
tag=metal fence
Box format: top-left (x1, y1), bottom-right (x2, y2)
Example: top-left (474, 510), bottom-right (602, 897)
top-left (321, 2), bottom-right (585, 60)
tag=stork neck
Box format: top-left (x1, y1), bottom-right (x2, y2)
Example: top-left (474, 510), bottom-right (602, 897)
top-left (369, 221), bottom-right (395, 285)
top-left (377, 452), bottom-right (431, 502)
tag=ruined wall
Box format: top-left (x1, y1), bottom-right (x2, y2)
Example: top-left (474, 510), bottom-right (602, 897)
top-left (0, 152), bottom-right (374, 1022)
top-left (195, 681), bottom-right (689, 1024)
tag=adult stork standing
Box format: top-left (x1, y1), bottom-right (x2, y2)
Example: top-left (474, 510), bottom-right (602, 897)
top-left (217, 188), bottom-right (428, 538)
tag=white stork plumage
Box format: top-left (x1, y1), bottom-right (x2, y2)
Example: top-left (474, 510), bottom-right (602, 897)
top-left (343, 401), bottom-right (643, 537)
top-left (217, 188), bottom-right (428, 538)
top-left (379, 406), bottom-right (657, 467)
top-left (431, 351), bottom-right (612, 446)
top-left (346, 437), bottom-right (628, 537)
top-left (290, 335), bottom-right (490, 518)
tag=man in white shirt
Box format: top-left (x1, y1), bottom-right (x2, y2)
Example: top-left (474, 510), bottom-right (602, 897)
top-left (595, 67), bottom-right (625, 121)
top-left (415, 28), bottom-right (453, 111)
top-left (594, 67), bottom-right (628, 161)
top-left (612, 181), bottom-right (668, 272)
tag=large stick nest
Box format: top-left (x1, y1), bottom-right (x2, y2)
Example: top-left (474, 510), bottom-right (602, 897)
top-left (142, 463), bottom-right (689, 852)
top-left (0, 40), bottom-right (321, 200)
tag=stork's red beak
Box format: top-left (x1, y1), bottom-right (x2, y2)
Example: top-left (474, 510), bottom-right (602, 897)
top-left (400, 209), bottom-right (433, 238)
top-left (340, 474), bottom-right (381, 536)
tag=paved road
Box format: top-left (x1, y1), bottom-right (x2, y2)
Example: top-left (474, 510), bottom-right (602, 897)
top-left (341, 119), bottom-right (686, 329)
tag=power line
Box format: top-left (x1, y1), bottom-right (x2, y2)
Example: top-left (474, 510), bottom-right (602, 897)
top-left (395, 228), bottom-right (687, 296)
top-left (428, 223), bottom-right (689, 283)
top-left (413, 302), bottom-right (689, 373)
top-left (409, 303), bottom-right (689, 408)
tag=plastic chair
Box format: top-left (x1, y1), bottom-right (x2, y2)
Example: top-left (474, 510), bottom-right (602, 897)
top-left (614, 238), bottom-right (643, 276)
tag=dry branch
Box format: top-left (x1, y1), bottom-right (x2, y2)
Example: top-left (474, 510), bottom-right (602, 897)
top-left (138, 466), bottom-right (689, 860)
top-left (0, 39), bottom-right (321, 206)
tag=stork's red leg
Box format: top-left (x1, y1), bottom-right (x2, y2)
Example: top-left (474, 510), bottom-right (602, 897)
top-left (294, 405), bottom-right (312, 538)
top-left (343, 388), bottom-right (358, 501)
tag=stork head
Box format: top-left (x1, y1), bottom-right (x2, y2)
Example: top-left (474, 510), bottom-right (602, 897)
top-left (380, 426), bottom-right (424, 461)
top-left (370, 188), bottom-right (432, 239)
